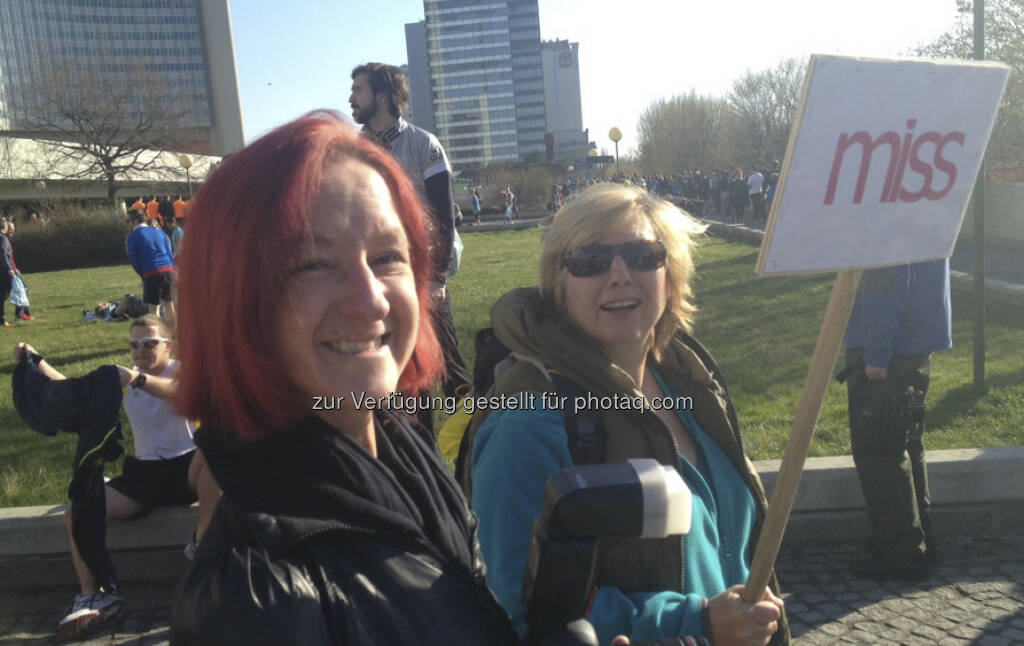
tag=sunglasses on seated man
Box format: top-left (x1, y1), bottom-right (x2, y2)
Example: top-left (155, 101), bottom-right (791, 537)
top-left (129, 337), bottom-right (170, 350)
top-left (562, 240), bottom-right (667, 278)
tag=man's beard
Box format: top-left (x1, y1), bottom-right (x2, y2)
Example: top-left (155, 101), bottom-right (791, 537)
top-left (352, 100), bottom-right (377, 125)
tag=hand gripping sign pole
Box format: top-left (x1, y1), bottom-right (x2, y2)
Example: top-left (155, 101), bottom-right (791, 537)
top-left (741, 54), bottom-right (1007, 603)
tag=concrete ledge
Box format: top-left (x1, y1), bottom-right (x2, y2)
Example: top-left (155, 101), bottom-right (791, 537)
top-left (0, 504), bottom-right (197, 589)
top-left (0, 547), bottom-right (187, 590)
top-left (701, 220), bottom-right (766, 247)
top-left (753, 447), bottom-right (1024, 545)
top-left (1, 448), bottom-right (1021, 587)
top-left (950, 270), bottom-right (1024, 308)
top-left (0, 503), bottom-right (197, 557)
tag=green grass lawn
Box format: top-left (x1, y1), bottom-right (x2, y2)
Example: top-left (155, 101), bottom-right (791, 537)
top-left (449, 231), bottom-right (1024, 460)
top-left (2, 230), bottom-right (1021, 507)
top-left (0, 264), bottom-right (143, 507)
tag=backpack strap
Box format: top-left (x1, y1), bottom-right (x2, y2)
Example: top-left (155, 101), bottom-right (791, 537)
top-left (549, 371), bottom-right (605, 466)
top-left (456, 358), bottom-right (608, 498)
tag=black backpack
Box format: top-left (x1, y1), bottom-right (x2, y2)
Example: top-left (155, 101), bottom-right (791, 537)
top-left (453, 329), bottom-right (605, 490)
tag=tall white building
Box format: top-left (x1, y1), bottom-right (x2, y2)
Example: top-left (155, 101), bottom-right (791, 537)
top-left (0, 0), bottom-right (243, 156)
top-left (541, 39), bottom-right (589, 163)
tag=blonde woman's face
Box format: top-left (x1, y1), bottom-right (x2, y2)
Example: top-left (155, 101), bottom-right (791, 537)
top-left (562, 218), bottom-right (667, 357)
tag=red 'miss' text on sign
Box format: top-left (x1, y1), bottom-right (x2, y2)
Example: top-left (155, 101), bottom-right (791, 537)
top-left (824, 119), bottom-right (966, 206)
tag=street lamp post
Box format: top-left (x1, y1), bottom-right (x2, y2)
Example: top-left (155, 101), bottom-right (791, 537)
top-left (972, 0), bottom-right (986, 388)
top-left (33, 180), bottom-right (47, 214)
top-left (609, 127), bottom-right (622, 176)
top-left (178, 154), bottom-right (193, 197)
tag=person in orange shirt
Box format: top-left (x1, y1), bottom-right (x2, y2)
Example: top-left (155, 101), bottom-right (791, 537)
top-left (172, 195), bottom-right (188, 222)
top-left (145, 196), bottom-right (161, 224)
top-left (129, 197), bottom-right (145, 212)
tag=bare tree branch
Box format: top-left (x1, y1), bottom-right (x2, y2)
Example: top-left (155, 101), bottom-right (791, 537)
top-left (13, 60), bottom-right (192, 204)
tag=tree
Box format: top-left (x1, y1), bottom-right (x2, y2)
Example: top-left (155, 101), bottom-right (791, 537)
top-left (915, 0), bottom-right (1024, 169)
top-left (727, 57), bottom-right (807, 169)
top-left (10, 62), bottom-right (193, 206)
top-left (637, 91), bottom-right (734, 174)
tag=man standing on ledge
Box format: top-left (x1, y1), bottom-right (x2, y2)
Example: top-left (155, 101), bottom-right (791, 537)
top-left (349, 62), bottom-right (471, 419)
top-left (841, 258), bottom-right (951, 581)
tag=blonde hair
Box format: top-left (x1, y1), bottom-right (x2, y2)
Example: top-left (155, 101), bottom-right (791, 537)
top-left (131, 313), bottom-right (172, 338)
top-left (539, 183), bottom-right (707, 359)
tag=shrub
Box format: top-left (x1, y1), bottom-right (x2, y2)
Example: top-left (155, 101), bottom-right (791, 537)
top-left (11, 206), bottom-right (128, 273)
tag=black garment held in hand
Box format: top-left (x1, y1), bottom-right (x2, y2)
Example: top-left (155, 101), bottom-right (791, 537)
top-left (12, 353), bottom-right (124, 593)
top-left (171, 411), bottom-right (518, 645)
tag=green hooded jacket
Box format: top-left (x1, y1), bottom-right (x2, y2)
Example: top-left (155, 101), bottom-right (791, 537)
top-left (460, 287), bottom-right (789, 643)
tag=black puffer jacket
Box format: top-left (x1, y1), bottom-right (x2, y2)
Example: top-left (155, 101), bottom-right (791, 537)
top-left (170, 412), bottom-right (518, 646)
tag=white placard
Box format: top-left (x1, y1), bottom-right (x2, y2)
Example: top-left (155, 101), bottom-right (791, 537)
top-left (757, 55), bottom-right (1008, 276)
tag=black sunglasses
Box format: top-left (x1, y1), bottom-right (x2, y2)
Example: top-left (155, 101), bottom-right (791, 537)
top-left (562, 240), bottom-right (667, 277)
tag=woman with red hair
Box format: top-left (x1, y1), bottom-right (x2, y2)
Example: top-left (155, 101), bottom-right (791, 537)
top-left (169, 111), bottom-right (518, 645)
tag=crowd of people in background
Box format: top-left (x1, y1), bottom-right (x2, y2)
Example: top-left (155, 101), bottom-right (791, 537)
top-left (127, 195), bottom-right (190, 249)
top-left (520, 163), bottom-right (783, 229)
top-left (609, 164), bottom-right (781, 226)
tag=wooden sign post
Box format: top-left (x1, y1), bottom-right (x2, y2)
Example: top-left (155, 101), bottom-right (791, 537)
top-left (742, 54), bottom-right (1007, 603)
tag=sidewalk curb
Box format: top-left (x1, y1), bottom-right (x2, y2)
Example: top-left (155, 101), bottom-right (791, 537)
top-left (2, 448), bottom-right (1021, 589)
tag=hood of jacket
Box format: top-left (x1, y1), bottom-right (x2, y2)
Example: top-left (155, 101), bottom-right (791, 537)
top-left (491, 287), bottom-right (641, 396)
top-left (488, 286), bottom-right (748, 486)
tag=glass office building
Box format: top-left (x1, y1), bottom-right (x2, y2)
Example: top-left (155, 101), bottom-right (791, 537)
top-left (507, 0), bottom-right (545, 158)
top-left (420, 0), bottom-right (546, 171)
top-left (0, 0), bottom-right (242, 155)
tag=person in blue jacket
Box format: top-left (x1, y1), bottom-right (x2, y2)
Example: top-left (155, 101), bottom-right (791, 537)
top-left (465, 183), bottom-right (788, 646)
top-left (124, 210), bottom-right (176, 331)
top-left (842, 259), bottom-right (952, 581)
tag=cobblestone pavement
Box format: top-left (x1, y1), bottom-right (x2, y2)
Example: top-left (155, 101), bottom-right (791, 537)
top-left (1, 536), bottom-right (1021, 644)
top-left (777, 537), bottom-right (1024, 645)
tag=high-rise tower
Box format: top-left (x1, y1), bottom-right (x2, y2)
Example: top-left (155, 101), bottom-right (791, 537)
top-left (413, 0), bottom-right (546, 171)
top-left (0, 0), bottom-right (243, 155)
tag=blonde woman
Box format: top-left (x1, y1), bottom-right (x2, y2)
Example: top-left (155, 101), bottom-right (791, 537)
top-left (463, 183), bottom-right (788, 646)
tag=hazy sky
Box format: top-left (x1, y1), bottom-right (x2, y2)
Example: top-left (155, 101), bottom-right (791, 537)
top-left (229, 0), bottom-right (964, 155)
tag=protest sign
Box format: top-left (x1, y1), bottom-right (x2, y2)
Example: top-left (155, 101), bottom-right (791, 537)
top-left (742, 55), bottom-right (1008, 604)
top-left (757, 55), bottom-right (1008, 276)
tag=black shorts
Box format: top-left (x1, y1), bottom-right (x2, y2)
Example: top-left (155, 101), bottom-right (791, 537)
top-left (142, 271), bottom-right (175, 305)
top-left (107, 451), bottom-right (197, 511)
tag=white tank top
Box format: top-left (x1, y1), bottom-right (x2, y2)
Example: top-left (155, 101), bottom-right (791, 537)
top-left (123, 359), bottom-right (195, 460)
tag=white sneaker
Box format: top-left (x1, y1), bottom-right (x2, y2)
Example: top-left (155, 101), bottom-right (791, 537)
top-left (183, 530), bottom-right (199, 561)
top-left (56, 591), bottom-right (123, 639)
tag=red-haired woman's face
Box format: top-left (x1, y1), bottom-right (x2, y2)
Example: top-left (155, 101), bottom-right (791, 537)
top-left (274, 158), bottom-right (418, 431)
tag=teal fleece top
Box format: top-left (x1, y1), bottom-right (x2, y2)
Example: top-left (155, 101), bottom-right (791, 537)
top-left (472, 370), bottom-right (757, 646)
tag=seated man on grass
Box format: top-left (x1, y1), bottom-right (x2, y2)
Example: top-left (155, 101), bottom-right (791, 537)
top-left (13, 314), bottom-right (219, 639)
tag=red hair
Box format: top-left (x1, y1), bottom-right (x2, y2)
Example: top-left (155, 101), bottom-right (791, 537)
top-left (174, 111), bottom-right (442, 439)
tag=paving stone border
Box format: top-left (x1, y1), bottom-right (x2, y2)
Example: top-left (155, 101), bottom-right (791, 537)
top-left (2, 536), bottom-right (1020, 644)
